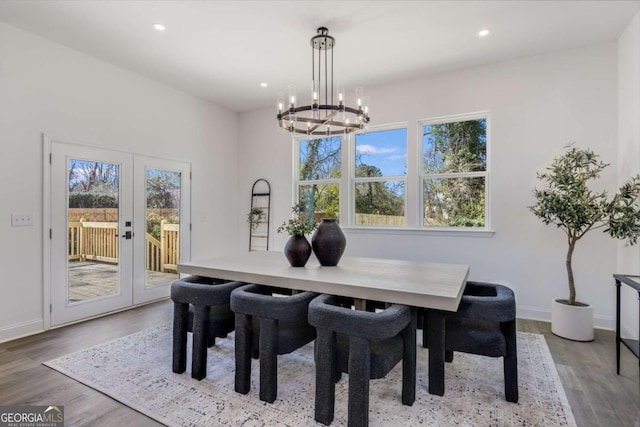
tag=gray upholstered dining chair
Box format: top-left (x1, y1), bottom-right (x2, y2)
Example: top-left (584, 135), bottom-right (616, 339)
top-left (230, 284), bottom-right (318, 403)
top-left (170, 276), bottom-right (246, 380)
top-left (421, 281), bottom-right (518, 403)
top-left (308, 294), bottom-right (416, 427)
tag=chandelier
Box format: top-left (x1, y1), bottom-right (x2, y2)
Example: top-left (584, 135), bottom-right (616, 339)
top-left (276, 27), bottom-right (370, 136)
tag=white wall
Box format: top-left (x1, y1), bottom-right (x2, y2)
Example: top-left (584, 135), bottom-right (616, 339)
top-left (238, 43), bottom-right (621, 328)
top-left (0, 23), bottom-right (239, 342)
top-left (617, 11), bottom-right (640, 339)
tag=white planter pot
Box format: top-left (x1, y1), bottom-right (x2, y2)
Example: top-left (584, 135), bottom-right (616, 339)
top-left (551, 299), bottom-right (594, 341)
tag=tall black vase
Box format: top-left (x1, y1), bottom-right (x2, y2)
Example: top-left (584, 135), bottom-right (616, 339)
top-left (284, 234), bottom-right (312, 267)
top-left (311, 218), bottom-right (346, 266)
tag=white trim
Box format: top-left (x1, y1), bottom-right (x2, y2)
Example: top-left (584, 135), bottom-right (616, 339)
top-left (353, 176), bottom-right (407, 183)
top-left (296, 178), bottom-right (339, 185)
top-left (360, 121), bottom-right (409, 133)
top-left (422, 171), bottom-right (486, 179)
top-left (290, 134), bottom-right (297, 209)
top-left (0, 319), bottom-right (44, 344)
top-left (342, 226), bottom-right (494, 237)
top-left (340, 133), bottom-right (351, 225)
top-left (42, 134), bottom-right (52, 331)
top-left (418, 110), bottom-right (491, 126)
top-left (517, 305), bottom-right (614, 331)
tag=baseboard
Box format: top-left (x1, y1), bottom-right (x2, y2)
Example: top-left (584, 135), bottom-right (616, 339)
top-left (517, 305), bottom-right (614, 331)
top-left (0, 319), bottom-right (44, 344)
top-left (593, 314), bottom-right (615, 331)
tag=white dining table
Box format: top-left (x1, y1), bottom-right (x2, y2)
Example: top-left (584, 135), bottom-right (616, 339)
top-left (178, 251), bottom-right (470, 395)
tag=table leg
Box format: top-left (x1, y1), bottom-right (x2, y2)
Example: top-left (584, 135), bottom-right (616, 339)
top-left (427, 310), bottom-right (445, 396)
top-left (615, 280), bottom-right (621, 375)
top-left (354, 298), bottom-right (367, 311)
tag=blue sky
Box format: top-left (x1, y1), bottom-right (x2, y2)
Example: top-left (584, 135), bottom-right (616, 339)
top-left (355, 128), bottom-right (407, 176)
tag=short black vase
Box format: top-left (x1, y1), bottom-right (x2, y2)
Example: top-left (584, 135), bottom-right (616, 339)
top-left (311, 218), bottom-right (346, 266)
top-left (284, 234), bottom-right (312, 267)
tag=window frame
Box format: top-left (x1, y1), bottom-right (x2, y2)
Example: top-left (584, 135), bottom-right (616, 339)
top-left (351, 123), bottom-right (409, 228)
top-left (289, 112), bottom-right (493, 236)
top-left (418, 111), bottom-right (491, 231)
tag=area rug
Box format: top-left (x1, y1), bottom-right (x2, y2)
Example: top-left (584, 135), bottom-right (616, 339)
top-left (44, 324), bottom-right (576, 426)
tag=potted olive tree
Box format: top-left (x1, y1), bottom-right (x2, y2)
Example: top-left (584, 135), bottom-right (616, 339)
top-left (529, 145), bottom-right (640, 341)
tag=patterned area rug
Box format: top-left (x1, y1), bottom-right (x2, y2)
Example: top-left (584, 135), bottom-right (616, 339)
top-left (44, 324), bottom-right (576, 426)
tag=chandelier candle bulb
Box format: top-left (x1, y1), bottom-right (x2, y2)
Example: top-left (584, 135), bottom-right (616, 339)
top-left (277, 92), bottom-right (284, 115)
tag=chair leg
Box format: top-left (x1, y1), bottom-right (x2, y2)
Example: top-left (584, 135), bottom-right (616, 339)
top-left (315, 329), bottom-right (336, 426)
top-left (172, 302), bottom-right (188, 374)
top-left (259, 317), bottom-right (279, 403)
top-left (427, 310), bottom-right (446, 396)
top-left (348, 336), bottom-right (371, 427)
top-left (502, 320), bottom-right (519, 403)
top-left (235, 313), bottom-right (252, 394)
top-left (401, 310), bottom-right (416, 406)
top-left (445, 350), bottom-right (454, 363)
top-left (191, 305), bottom-right (210, 380)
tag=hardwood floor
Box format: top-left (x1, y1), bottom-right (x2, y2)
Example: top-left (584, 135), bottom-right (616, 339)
top-left (0, 300), bottom-right (637, 426)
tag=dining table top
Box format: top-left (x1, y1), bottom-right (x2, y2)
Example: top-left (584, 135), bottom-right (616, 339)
top-left (178, 251), bottom-right (470, 312)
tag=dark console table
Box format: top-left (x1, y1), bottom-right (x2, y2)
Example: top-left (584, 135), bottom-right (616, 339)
top-left (613, 274), bottom-right (640, 378)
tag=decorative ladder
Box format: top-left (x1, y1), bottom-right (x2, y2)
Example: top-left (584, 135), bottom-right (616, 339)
top-left (249, 179), bottom-right (271, 252)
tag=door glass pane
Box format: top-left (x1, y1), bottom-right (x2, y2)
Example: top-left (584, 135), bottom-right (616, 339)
top-left (145, 168), bottom-right (181, 287)
top-left (67, 159), bottom-right (120, 303)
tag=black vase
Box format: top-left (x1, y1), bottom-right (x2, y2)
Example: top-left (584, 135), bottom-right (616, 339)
top-left (284, 234), bottom-right (312, 267)
top-left (312, 218), bottom-right (346, 266)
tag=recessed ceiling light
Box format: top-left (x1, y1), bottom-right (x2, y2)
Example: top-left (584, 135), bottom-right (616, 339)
top-left (153, 23), bottom-right (166, 32)
top-left (478, 29), bottom-right (490, 37)
top-left (260, 83), bottom-right (268, 87)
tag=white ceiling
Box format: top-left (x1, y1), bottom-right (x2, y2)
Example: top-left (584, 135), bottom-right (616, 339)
top-left (0, 1), bottom-right (638, 112)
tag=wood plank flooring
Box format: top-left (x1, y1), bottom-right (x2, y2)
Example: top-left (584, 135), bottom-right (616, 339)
top-left (0, 300), bottom-right (638, 426)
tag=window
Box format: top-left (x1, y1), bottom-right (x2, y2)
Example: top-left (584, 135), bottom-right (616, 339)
top-left (353, 127), bottom-right (407, 226)
top-left (291, 113), bottom-right (490, 233)
top-left (420, 114), bottom-right (488, 228)
top-left (296, 136), bottom-right (342, 220)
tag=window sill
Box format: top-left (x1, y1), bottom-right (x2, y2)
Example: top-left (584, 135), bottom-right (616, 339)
top-left (341, 226), bottom-right (495, 238)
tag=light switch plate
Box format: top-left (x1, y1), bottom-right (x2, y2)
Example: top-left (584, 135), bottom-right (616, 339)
top-left (11, 214), bottom-right (33, 227)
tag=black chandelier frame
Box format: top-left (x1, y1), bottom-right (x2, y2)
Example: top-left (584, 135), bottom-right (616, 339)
top-left (277, 27), bottom-right (370, 136)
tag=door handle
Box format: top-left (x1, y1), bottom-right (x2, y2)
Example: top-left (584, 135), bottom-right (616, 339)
top-left (121, 231), bottom-right (133, 239)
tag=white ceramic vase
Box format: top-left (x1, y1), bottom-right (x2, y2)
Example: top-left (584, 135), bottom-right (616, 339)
top-left (551, 299), bottom-right (594, 341)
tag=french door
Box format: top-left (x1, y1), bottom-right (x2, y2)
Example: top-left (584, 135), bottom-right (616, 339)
top-left (48, 141), bottom-right (190, 326)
